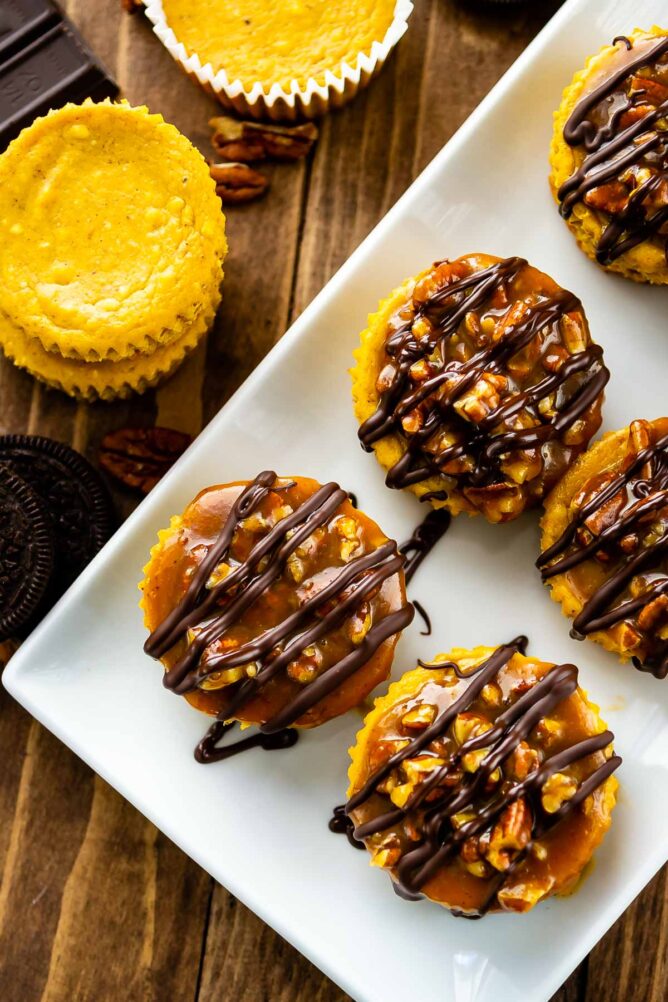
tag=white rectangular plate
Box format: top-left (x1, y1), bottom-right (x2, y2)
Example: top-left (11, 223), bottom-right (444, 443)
top-left (5, 0), bottom-right (668, 999)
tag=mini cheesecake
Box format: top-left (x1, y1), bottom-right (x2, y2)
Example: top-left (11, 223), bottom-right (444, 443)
top-left (141, 472), bottom-right (413, 739)
top-left (352, 254), bottom-right (608, 522)
top-left (550, 28), bottom-right (668, 284)
top-left (346, 639), bottom-right (619, 916)
top-left (540, 418), bottom-right (668, 679)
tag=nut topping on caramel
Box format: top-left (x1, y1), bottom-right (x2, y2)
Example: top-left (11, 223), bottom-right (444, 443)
top-left (143, 473), bottom-right (413, 744)
top-left (558, 35), bottom-right (668, 265)
top-left (346, 640), bottom-right (620, 916)
top-left (358, 255), bottom-right (608, 523)
top-left (539, 417), bottom-right (668, 677)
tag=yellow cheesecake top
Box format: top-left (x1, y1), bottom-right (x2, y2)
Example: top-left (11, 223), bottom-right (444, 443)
top-left (0, 101), bottom-right (227, 362)
top-left (161, 0), bottom-right (398, 89)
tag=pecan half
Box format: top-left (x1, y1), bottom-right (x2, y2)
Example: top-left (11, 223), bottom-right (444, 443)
top-left (0, 638), bottom-right (20, 668)
top-left (99, 427), bottom-right (192, 494)
top-left (210, 115), bottom-right (318, 163)
top-left (210, 162), bottom-right (269, 204)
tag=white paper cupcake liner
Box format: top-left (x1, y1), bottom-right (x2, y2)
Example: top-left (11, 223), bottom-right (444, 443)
top-left (143, 1), bottom-right (414, 121)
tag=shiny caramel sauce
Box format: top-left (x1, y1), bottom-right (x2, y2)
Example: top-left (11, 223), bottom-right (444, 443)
top-left (346, 641), bottom-right (619, 916)
top-left (539, 418), bottom-right (668, 678)
top-left (143, 473), bottom-right (412, 745)
top-left (360, 255), bottom-right (607, 521)
top-left (559, 34), bottom-right (668, 263)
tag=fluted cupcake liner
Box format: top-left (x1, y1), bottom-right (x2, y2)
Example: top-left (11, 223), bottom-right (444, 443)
top-left (144, 0), bottom-right (414, 121)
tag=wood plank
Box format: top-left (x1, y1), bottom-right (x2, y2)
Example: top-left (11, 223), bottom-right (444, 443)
top-left (198, 893), bottom-right (351, 1002)
top-left (585, 868), bottom-right (667, 1002)
top-left (0, 2), bottom-right (665, 1002)
top-left (0, 6), bottom-right (214, 1002)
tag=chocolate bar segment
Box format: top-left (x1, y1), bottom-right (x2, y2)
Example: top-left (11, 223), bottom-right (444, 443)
top-left (0, 0), bottom-right (61, 62)
top-left (0, 2), bottom-right (119, 150)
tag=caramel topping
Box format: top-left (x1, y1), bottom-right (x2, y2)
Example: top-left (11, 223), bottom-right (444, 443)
top-left (538, 421), bottom-right (668, 678)
top-left (559, 35), bottom-right (668, 264)
top-left (346, 639), bottom-right (620, 914)
top-left (359, 256), bottom-right (607, 517)
top-left (145, 471), bottom-right (414, 739)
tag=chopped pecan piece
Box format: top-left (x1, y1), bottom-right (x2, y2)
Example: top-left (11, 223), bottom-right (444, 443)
top-left (541, 772), bottom-right (578, 814)
top-left (401, 704), bottom-right (437, 731)
top-left (584, 181), bottom-right (629, 214)
top-left (99, 426), bottom-right (192, 494)
top-left (210, 115), bottom-right (318, 163)
top-left (637, 593), bottom-right (668, 632)
top-left (507, 741), bottom-right (540, 782)
top-left (485, 798), bottom-right (533, 871)
top-left (497, 876), bottom-right (554, 913)
top-left (628, 75), bottom-right (668, 105)
top-left (121, 0), bottom-right (143, 11)
top-left (210, 162), bottom-right (269, 204)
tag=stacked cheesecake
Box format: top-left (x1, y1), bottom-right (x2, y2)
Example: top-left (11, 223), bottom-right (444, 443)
top-left (0, 100), bottom-right (227, 400)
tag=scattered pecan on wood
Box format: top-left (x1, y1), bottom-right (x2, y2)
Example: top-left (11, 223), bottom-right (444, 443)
top-left (0, 638), bottom-right (20, 669)
top-left (121, 0), bottom-right (144, 12)
top-left (210, 115), bottom-right (319, 163)
top-left (99, 427), bottom-right (193, 494)
top-left (210, 162), bottom-right (269, 204)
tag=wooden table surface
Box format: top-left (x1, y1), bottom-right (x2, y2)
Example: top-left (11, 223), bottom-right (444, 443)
top-left (1, 1), bottom-right (666, 999)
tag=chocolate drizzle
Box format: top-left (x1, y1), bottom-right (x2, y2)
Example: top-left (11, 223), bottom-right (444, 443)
top-left (399, 509), bottom-right (452, 585)
top-left (346, 637), bottom-right (621, 913)
top-left (145, 472), bottom-right (414, 748)
top-left (413, 600), bottom-right (432, 636)
top-left (559, 35), bottom-right (668, 264)
top-left (538, 430), bottom-right (668, 679)
top-left (358, 257), bottom-right (608, 496)
top-left (329, 804), bottom-right (366, 850)
top-left (196, 719), bottom-right (299, 764)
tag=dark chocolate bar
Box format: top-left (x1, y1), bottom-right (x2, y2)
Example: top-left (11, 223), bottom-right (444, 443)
top-left (0, 0), bottom-right (61, 62)
top-left (0, 1), bottom-right (119, 150)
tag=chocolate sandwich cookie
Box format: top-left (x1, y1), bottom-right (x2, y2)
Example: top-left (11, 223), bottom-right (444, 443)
top-left (0, 465), bottom-right (54, 640)
top-left (0, 435), bottom-right (115, 599)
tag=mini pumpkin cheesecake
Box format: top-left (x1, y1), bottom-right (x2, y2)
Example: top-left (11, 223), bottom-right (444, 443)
top-left (539, 418), bottom-right (668, 679)
top-left (0, 100), bottom-right (226, 397)
top-left (159, 0), bottom-right (398, 91)
top-left (352, 254), bottom-right (608, 522)
top-left (141, 472), bottom-right (413, 751)
top-left (550, 27), bottom-right (668, 283)
top-left (346, 638), bottom-right (619, 916)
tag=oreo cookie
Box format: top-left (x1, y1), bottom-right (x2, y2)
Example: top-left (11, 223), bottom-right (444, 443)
top-left (0, 436), bottom-right (116, 611)
top-left (0, 465), bottom-right (55, 640)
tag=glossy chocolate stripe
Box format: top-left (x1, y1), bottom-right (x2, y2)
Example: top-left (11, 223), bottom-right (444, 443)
top-left (538, 433), bottom-right (668, 569)
top-left (563, 36), bottom-right (668, 149)
top-left (399, 509), bottom-right (451, 585)
top-left (572, 535), bottom-right (668, 636)
top-left (347, 642), bottom-right (620, 911)
top-left (165, 482), bottom-right (349, 685)
top-left (541, 490), bottom-right (668, 578)
top-left (215, 553), bottom-right (410, 721)
top-left (559, 35), bottom-right (668, 263)
top-left (347, 638), bottom-right (527, 814)
top-left (538, 429), bottom-right (668, 677)
top-left (145, 472), bottom-right (412, 745)
top-left (359, 258), bottom-right (605, 494)
top-left (145, 471), bottom-right (278, 657)
top-left (195, 719), bottom-right (299, 764)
